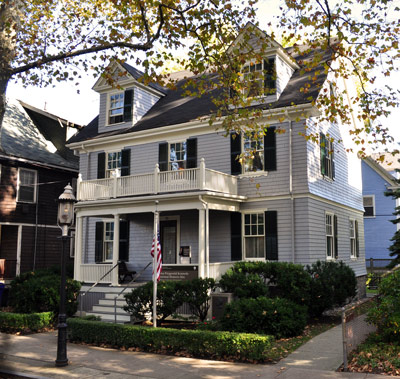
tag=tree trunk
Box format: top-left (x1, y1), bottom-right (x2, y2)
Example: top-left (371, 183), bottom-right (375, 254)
top-left (0, 74), bottom-right (9, 151)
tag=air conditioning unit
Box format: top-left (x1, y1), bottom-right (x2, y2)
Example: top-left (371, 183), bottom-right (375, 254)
top-left (209, 292), bottom-right (234, 320)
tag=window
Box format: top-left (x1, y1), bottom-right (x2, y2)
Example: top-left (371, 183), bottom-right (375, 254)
top-left (108, 92), bottom-right (125, 125)
top-left (243, 134), bottom-right (264, 173)
top-left (244, 213), bottom-right (265, 259)
top-left (241, 58), bottom-right (276, 98)
top-left (363, 195), bottom-right (375, 217)
top-left (320, 133), bottom-right (334, 179)
top-left (104, 222), bottom-right (114, 261)
top-left (17, 168), bottom-right (37, 203)
top-left (169, 142), bottom-right (187, 171)
top-left (349, 219), bottom-right (359, 258)
top-left (106, 152), bottom-right (122, 178)
top-left (326, 213), bottom-right (337, 259)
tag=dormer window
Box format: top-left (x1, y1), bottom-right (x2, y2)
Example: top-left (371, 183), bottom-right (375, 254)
top-left (241, 58), bottom-right (276, 98)
top-left (107, 89), bottom-right (133, 125)
top-left (244, 134), bottom-right (264, 172)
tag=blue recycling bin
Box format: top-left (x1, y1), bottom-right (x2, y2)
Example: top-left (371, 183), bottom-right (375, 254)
top-left (0, 283), bottom-right (5, 306)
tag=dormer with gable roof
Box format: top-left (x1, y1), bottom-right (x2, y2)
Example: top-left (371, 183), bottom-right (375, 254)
top-left (93, 61), bottom-right (166, 134)
top-left (228, 23), bottom-right (299, 104)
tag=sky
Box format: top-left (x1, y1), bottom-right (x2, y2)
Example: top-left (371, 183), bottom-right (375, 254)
top-left (6, 0), bottom-right (400, 147)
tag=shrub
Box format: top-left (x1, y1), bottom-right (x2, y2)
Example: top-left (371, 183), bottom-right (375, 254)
top-left (220, 296), bottom-right (307, 338)
top-left (179, 278), bottom-right (216, 322)
top-left (67, 317), bottom-right (273, 362)
top-left (10, 271), bottom-right (81, 316)
top-left (124, 281), bottom-right (185, 321)
top-left (0, 311), bottom-right (53, 333)
top-left (306, 260), bottom-right (357, 317)
top-left (219, 270), bottom-right (268, 299)
top-left (367, 268), bottom-right (400, 341)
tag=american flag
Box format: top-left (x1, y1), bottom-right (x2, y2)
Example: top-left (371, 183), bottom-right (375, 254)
top-left (150, 232), bottom-right (162, 281)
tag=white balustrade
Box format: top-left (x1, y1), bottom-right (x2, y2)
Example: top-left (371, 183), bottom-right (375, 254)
top-left (117, 173), bottom-right (155, 197)
top-left (78, 178), bottom-right (113, 200)
top-left (159, 168), bottom-right (199, 192)
top-left (79, 264), bottom-right (113, 283)
top-left (205, 169), bottom-right (238, 195)
top-left (208, 262), bottom-right (234, 281)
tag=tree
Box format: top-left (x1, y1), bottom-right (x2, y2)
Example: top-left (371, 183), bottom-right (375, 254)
top-left (385, 170), bottom-right (400, 268)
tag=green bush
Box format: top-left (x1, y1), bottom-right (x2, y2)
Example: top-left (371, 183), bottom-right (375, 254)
top-left (0, 311), bottom-right (53, 333)
top-left (306, 260), bottom-right (357, 317)
top-left (124, 281), bottom-right (185, 322)
top-left (10, 271), bottom-right (81, 316)
top-left (179, 278), bottom-right (216, 322)
top-left (220, 296), bottom-right (307, 338)
top-left (67, 317), bottom-right (273, 362)
top-left (219, 270), bottom-right (268, 299)
top-left (367, 268), bottom-right (400, 341)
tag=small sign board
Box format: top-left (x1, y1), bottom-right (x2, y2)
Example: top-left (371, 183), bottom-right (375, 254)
top-left (160, 265), bottom-right (198, 281)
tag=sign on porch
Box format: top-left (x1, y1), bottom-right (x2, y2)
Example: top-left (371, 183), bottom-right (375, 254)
top-left (160, 265), bottom-right (198, 281)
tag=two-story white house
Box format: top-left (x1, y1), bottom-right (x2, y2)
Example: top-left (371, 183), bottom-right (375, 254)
top-left (67, 24), bottom-right (367, 321)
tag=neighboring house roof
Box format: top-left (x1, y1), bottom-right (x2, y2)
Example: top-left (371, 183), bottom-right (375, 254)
top-left (0, 99), bottom-right (79, 171)
top-left (69, 40), bottom-right (332, 145)
top-left (370, 152), bottom-right (400, 172)
top-left (363, 156), bottom-right (398, 187)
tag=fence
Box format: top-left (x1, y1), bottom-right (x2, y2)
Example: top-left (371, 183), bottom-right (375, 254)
top-left (366, 258), bottom-right (393, 270)
top-left (342, 296), bottom-right (378, 371)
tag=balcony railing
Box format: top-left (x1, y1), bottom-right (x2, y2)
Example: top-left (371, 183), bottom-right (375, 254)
top-left (77, 159), bottom-right (237, 201)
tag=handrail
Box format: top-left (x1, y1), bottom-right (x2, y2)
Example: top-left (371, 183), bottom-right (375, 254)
top-left (113, 261), bottom-right (152, 323)
top-left (79, 261), bottom-right (119, 316)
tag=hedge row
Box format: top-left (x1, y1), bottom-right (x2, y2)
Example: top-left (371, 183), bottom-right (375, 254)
top-left (67, 318), bottom-right (273, 362)
top-left (0, 312), bottom-right (53, 333)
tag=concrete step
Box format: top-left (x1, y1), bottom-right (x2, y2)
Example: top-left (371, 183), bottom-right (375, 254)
top-left (104, 293), bottom-right (128, 300)
top-left (86, 311), bottom-right (131, 323)
top-left (92, 305), bottom-right (128, 314)
top-left (98, 299), bottom-right (127, 307)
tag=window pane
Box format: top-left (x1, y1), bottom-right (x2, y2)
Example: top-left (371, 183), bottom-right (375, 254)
top-left (251, 214), bottom-right (257, 224)
top-left (19, 186), bottom-right (34, 202)
top-left (245, 214), bottom-right (250, 225)
top-left (327, 236), bottom-right (333, 257)
top-left (245, 237), bottom-right (264, 258)
top-left (251, 225), bottom-right (257, 235)
top-left (258, 225), bottom-right (264, 235)
top-left (245, 225), bottom-right (250, 235)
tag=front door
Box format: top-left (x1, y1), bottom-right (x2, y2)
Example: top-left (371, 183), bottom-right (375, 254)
top-left (160, 220), bottom-right (177, 264)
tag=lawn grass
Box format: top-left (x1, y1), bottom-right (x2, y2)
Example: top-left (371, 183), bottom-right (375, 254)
top-left (347, 333), bottom-right (400, 375)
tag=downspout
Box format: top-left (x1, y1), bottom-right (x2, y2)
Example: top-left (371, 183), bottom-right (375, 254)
top-left (286, 111), bottom-right (295, 263)
top-left (33, 179), bottom-right (39, 270)
top-left (199, 196), bottom-right (209, 277)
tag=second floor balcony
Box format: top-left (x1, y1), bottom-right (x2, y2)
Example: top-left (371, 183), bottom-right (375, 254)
top-left (77, 158), bottom-right (238, 201)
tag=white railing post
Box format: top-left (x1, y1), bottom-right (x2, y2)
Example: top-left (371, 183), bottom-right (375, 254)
top-left (77, 173), bottom-right (82, 200)
top-left (113, 175), bottom-right (117, 198)
top-left (200, 158), bottom-right (206, 190)
top-left (154, 164), bottom-right (160, 194)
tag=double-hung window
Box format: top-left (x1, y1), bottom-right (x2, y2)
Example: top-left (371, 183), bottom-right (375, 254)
top-left (241, 58), bottom-right (276, 98)
top-left (349, 219), bottom-right (359, 258)
top-left (104, 222), bottom-right (114, 261)
top-left (243, 134), bottom-right (264, 173)
top-left (326, 213), bottom-right (338, 259)
top-left (244, 213), bottom-right (265, 259)
top-left (106, 152), bottom-right (122, 178)
top-left (363, 195), bottom-right (375, 217)
top-left (169, 142), bottom-right (187, 171)
top-left (108, 92), bottom-right (125, 125)
top-left (320, 133), bottom-right (334, 179)
top-left (17, 168), bottom-right (37, 203)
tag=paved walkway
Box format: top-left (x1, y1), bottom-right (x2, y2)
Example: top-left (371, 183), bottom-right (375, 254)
top-left (0, 327), bottom-right (382, 379)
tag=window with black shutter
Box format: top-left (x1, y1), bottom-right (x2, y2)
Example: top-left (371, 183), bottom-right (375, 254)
top-left (97, 152), bottom-right (106, 179)
top-left (95, 222), bottom-right (104, 263)
top-left (265, 211), bottom-right (278, 261)
top-left (230, 132), bottom-right (242, 175)
top-left (159, 142), bottom-right (169, 172)
top-left (95, 220), bottom-right (129, 262)
top-left (264, 127), bottom-right (276, 171)
top-left (186, 138), bottom-right (197, 169)
top-left (320, 132), bottom-right (334, 179)
top-left (231, 212), bottom-right (242, 261)
top-left (119, 221), bottom-right (129, 261)
top-left (123, 89), bottom-right (133, 122)
top-left (121, 149), bottom-right (131, 176)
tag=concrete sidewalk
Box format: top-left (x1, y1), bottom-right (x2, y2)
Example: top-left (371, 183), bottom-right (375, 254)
top-left (0, 329), bottom-right (382, 379)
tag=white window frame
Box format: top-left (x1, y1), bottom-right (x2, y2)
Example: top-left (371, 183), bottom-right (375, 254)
top-left (103, 221), bottom-right (114, 262)
top-left (105, 151), bottom-right (122, 178)
top-left (241, 58), bottom-right (276, 99)
top-left (17, 168), bottom-right (37, 203)
top-left (160, 215), bottom-right (181, 264)
top-left (169, 141), bottom-right (187, 171)
top-left (107, 91), bottom-right (125, 125)
top-left (349, 219), bottom-right (357, 259)
top-left (325, 212), bottom-right (335, 260)
top-left (243, 133), bottom-right (264, 173)
top-left (363, 195), bottom-right (375, 218)
top-left (243, 211), bottom-right (265, 260)
top-left (321, 134), bottom-right (334, 180)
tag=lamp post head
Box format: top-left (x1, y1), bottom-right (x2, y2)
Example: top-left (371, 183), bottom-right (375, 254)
top-left (58, 184), bottom-right (76, 236)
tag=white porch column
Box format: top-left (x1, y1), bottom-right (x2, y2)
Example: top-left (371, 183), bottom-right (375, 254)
top-left (206, 206), bottom-right (209, 278)
top-left (198, 208), bottom-right (206, 278)
top-left (112, 214), bottom-right (120, 286)
top-left (16, 225), bottom-right (22, 277)
top-left (74, 216), bottom-right (83, 281)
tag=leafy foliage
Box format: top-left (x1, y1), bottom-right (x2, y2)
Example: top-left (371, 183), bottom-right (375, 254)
top-left (220, 297), bottom-right (308, 338)
top-left (306, 260), bottom-right (357, 317)
top-left (0, 311), bottom-right (54, 333)
top-left (67, 317), bottom-right (273, 362)
top-left (367, 268), bottom-right (400, 341)
top-left (10, 269), bottom-right (81, 316)
top-left (219, 270), bottom-right (268, 299)
top-left (385, 174), bottom-right (400, 268)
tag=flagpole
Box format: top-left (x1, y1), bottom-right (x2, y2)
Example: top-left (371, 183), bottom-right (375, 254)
top-left (152, 207), bottom-right (158, 328)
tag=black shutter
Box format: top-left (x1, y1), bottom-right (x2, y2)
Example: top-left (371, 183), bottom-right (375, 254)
top-left (331, 144), bottom-right (335, 179)
top-left (334, 215), bottom-right (338, 259)
top-left (186, 138), bottom-right (197, 169)
top-left (355, 220), bottom-right (360, 258)
top-left (123, 89), bottom-right (133, 122)
top-left (320, 133), bottom-right (327, 176)
top-left (121, 149), bottom-right (131, 176)
top-left (265, 211), bottom-right (278, 261)
top-left (97, 152), bottom-right (106, 179)
top-left (264, 127), bottom-right (276, 171)
top-left (264, 58), bottom-right (276, 92)
top-left (119, 221), bottom-right (129, 262)
top-left (159, 142), bottom-right (168, 172)
top-left (230, 132), bottom-right (242, 175)
top-left (230, 212), bottom-right (242, 261)
top-left (95, 222), bottom-right (104, 263)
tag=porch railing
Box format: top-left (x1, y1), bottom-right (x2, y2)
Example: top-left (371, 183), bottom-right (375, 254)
top-left (209, 262), bottom-right (234, 281)
top-left (80, 263), bottom-right (114, 283)
top-left (77, 159), bottom-right (238, 201)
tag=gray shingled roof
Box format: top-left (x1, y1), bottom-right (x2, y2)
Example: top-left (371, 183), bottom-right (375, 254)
top-left (69, 43), bottom-right (331, 144)
top-left (1, 99), bottom-right (79, 170)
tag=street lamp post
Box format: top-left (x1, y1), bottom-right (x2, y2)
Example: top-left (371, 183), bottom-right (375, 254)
top-left (55, 184), bottom-right (76, 367)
